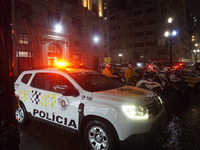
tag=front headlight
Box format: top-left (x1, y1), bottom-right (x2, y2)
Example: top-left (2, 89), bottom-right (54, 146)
top-left (122, 105), bottom-right (149, 120)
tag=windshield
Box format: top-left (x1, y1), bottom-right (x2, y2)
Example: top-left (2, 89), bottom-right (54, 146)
top-left (68, 72), bottom-right (124, 92)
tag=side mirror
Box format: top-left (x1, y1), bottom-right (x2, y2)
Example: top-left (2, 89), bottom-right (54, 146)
top-left (53, 85), bottom-right (79, 97)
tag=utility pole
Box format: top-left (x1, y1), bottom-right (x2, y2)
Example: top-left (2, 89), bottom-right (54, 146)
top-left (169, 23), bottom-right (173, 67)
top-left (0, 0), bottom-right (19, 149)
top-left (164, 17), bottom-right (177, 67)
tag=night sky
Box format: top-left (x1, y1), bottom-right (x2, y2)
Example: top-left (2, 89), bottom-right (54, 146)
top-left (186, 0), bottom-right (200, 18)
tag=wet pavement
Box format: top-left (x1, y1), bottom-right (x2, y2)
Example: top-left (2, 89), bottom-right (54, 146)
top-left (160, 89), bottom-right (200, 150)
top-left (19, 89), bottom-right (200, 150)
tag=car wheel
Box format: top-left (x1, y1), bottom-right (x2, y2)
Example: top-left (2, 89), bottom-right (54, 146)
top-left (195, 82), bottom-right (200, 91)
top-left (15, 103), bottom-right (28, 126)
top-left (84, 119), bottom-right (119, 150)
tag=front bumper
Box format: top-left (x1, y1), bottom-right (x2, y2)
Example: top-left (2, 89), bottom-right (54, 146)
top-left (120, 111), bottom-right (167, 149)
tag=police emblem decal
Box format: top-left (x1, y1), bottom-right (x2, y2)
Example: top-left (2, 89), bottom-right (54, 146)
top-left (58, 98), bottom-right (69, 110)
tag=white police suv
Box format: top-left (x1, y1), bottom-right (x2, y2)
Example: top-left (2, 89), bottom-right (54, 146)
top-left (15, 67), bottom-right (165, 150)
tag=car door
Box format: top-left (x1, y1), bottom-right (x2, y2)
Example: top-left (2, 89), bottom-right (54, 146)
top-left (45, 73), bottom-right (80, 130)
top-left (28, 73), bottom-right (50, 119)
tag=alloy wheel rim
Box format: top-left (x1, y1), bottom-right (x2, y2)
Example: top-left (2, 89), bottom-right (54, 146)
top-left (88, 126), bottom-right (109, 150)
top-left (15, 107), bottom-right (24, 123)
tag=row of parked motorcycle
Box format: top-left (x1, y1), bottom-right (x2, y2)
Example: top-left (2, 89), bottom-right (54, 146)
top-left (111, 65), bottom-right (191, 113)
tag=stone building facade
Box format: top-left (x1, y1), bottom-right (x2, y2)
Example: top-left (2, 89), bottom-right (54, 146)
top-left (11, 0), bottom-right (104, 77)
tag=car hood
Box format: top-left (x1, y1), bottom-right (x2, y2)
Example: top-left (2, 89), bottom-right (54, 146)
top-left (92, 85), bottom-right (154, 106)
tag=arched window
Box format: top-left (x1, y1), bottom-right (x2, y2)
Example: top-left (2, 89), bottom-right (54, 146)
top-left (48, 44), bottom-right (62, 58)
top-left (48, 44), bottom-right (62, 66)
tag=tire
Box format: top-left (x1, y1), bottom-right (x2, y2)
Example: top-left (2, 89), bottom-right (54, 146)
top-left (84, 119), bottom-right (119, 150)
top-left (195, 82), bottom-right (200, 91)
top-left (15, 103), bottom-right (28, 126)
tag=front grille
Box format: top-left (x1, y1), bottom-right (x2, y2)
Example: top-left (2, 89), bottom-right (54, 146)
top-left (145, 95), bottom-right (162, 115)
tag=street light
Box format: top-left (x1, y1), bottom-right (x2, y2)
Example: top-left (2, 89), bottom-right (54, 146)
top-left (164, 17), bottom-right (176, 67)
top-left (54, 24), bottom-right (63, 33)
top-left (93, 36), bottom-right (100, 43)
top-left (172, 30), bottom-right (177, 36)
top-left (164, 31), bottom-right (170, 37)
top-left (119, 53), bottom-right (122, 64)
top-left (168, 17), bottom-right (172, 23)
top-left (193, 49), bottom-right (200, 63)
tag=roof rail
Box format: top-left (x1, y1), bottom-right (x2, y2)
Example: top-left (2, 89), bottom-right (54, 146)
top-left (28, 66), bottom-right (56, 70)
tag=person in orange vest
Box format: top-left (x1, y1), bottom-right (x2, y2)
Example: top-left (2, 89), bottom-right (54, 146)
top-left (124, 64), bottom-right (139, 85)
top-left (102, 64), bottom-right (112, 77)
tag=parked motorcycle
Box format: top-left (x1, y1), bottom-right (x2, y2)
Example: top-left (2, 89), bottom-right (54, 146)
top-left (136, 71), bottom-right (181, 112)
top-left (170, 68), bottom-right (191, 100)
top-left (135, 72), bottom-right (163, 97)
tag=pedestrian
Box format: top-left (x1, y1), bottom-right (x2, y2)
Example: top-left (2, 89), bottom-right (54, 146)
top-left (102, 64), bottom-right (112, 77)
top-left (124, 64), bottom-right (139, 85)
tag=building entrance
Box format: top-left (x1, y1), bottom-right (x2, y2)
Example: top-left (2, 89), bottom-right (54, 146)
top-left (47, 43), bottom-right (62, 66)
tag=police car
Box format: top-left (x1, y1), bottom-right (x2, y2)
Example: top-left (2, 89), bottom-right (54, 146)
top-left (15, 65), bottom-right (165, 150)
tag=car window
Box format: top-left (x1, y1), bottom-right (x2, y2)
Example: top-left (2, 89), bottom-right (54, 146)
top-left (21, 74), bottom-right (32, 84)
top-left (49, 73), bottom-right (73, 93)
top-left (68, 72), bottom-right (123, 92)
top-left (30, 73), bottom-right (50, 90)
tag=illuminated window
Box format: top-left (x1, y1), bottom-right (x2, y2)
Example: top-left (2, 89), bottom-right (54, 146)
top-left (48, 44), bottom-right (62, 58)
top-left (16, 51), bottom-right (32, 58)
top-left (73, 54), bottom-right (81, 64)
top-left (19, 33), bottom-right (29, 44)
